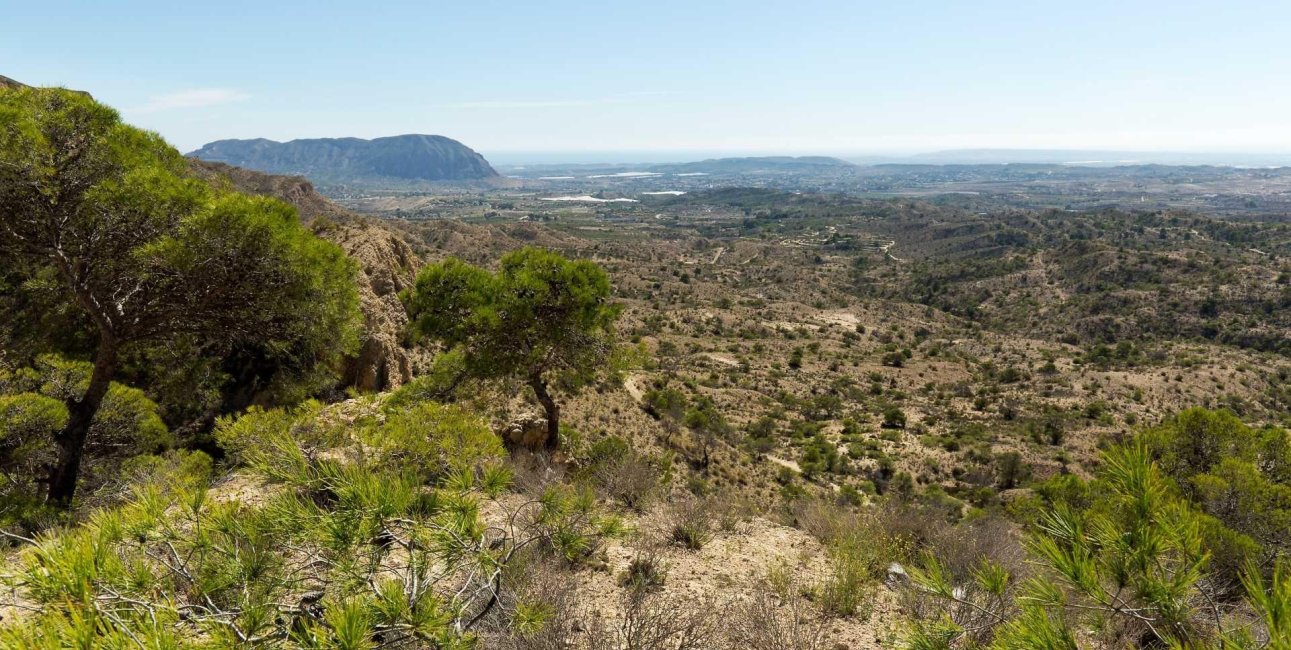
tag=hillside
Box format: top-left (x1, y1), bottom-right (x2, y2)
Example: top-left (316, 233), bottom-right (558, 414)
top-left (188, 159), bottom-right (357, 223)
top-left (188, 159), bottom-right (420, 392)
top-left (187, 159), bottom-right (599, 392)
top-left (4, 84), bottom-right (1291, 650)
top-left (329, 185), bottom-right (1291, 496)
top-left (188, 134), bottom-right (498, 184)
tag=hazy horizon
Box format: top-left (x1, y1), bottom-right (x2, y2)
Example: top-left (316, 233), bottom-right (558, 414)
top-left (478, 148), bottom-right (1291, 168)
top-left (8, 1), bottom-right (1291, 156)
top-left (178, 137), bottom-right (1291, 167)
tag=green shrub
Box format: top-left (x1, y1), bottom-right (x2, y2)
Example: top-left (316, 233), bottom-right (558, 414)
top-left (215, 403), bottom-right (307, 463)
top-left (382, 347), bottom-right (468, 410)
top-left (534, 484), bottom-right (625, 564)
top-left (12, 356), bottom-right (170, 456)
top-left (118, 449), bottom-right (214, 493)
top-left (583, 436), bottom-right (665, 511)
top-left (373, 402), bottom-right (503, 479)
top-left (669, 499), bottom-right (715, 550)
top-left (994, 451), bottom-right (1029, 489)
top-left (882, 406), bottom-right (908, 429)
top-left (1, 398), bottom-right (619, 648)
top-left (622, 552), bottom-right (667, 589)
top-left (800, 435), bottom-right (843, 479)
top-left (643, 385), bottom-right (687, 421)
top-left (837, 484), bottom-right (865, 506)
top-left (997, 366), bottom-right (1024, 383)
top-left (1134, 408), bottom-right (1291, 594)
top-left (684, 396), bottom-right (731, 437)
top-left (882, 351), bottom-right (905, 368)
top-left (0, 392), bottom-right (66, 466)
top-left (819, 540), bottom-right (877, 618)
top-left (909, 424), bottom-right (1291, 649)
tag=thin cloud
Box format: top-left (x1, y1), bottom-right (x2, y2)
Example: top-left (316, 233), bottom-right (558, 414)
top-left (135, 88), bottom-right (250, 113)
top-left (609, 90), bottom-right (673, 98)
top-left (444, 99), bottom-right (595, 109)
top-left (442, 92), bottom-right (671, 110)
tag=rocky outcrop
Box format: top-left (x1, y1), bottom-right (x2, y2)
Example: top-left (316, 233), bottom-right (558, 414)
top-left (188, 134), bottom-right (498, 184)
top-left (499, 412), bottom-right (549, 450)
top-left (327, 223), bottom-right (419, 391)
top-left (189, 159), bottom-right (421, 392)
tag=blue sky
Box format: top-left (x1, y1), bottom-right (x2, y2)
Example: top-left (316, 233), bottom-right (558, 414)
top-left (5, 0), bottom-right (1291, 159)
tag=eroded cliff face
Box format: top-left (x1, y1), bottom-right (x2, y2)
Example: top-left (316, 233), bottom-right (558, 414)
top-left (327, 223), bottom-right (418, 392)
top-left (188, 159), bottom-right (420, 392)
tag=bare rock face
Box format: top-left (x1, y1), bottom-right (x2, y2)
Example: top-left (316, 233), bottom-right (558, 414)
top-left (188, 159), bottom-right (421, 392)
top-left (327, 223), bottom-right (419, 392)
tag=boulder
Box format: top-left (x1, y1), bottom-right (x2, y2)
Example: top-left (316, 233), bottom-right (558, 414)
top-left (500, 413), bottom-right (549, 450)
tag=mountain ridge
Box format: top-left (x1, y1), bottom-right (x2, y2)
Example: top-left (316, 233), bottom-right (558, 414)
top-left (188, 133), bottom-right (499, 184)
top-left (649, 155), bottom-right (856, 174)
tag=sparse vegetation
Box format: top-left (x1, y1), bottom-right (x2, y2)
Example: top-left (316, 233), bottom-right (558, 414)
top-left (3, 81), bottom-right (1290, 649)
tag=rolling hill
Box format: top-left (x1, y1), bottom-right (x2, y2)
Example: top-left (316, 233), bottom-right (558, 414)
top-left (650, 155), bottom-right (857, 174)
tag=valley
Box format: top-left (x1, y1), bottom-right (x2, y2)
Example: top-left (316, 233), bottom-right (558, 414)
top-left (4, 78), bottom-right (1290, 650)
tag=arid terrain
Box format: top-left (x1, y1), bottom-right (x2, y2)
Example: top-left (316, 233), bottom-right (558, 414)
top-left (4, 80), bottom-right (1290, 649)
top-left (395, 185), bottom-right (1289, 493)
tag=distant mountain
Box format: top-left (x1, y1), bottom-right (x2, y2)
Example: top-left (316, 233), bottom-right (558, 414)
top-left (650, 156), bottom-right (856, 174)
top-left (893, 149), bottom-right (1291, 168)
top-left (188, 134), bottom-right (499, 183)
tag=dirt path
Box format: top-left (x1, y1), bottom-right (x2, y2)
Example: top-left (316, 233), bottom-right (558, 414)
top-left (766, 454), bottom-right (801, 473)
top-left (703, 352), bottom-right (738, 367)
top-left (880, 240), bottom-right (905, 262)
top-left (817, 311), bottom-right (859, 328)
